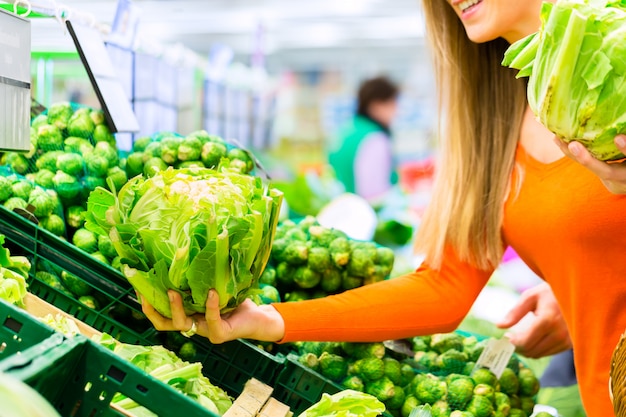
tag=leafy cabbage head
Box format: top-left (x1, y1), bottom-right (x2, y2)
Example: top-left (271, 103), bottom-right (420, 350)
top-left (85, 167), bottom-right (282, 317)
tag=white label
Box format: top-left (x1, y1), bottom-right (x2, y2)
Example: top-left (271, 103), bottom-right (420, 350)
top-left (473, 337), bottom-right (516, 379)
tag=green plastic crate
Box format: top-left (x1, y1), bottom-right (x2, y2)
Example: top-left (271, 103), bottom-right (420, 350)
top-left (0, 297), bottom-right (54, 359)
top-left (273, 353), bottom-right (343, 415)
top-left (0, 333), bottom-right (220, 417)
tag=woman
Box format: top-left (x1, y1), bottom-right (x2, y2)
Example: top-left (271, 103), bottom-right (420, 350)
top-left (328, 76), bottom-right (399, 202)
top-left (141, 1), bottom-right (626, 415)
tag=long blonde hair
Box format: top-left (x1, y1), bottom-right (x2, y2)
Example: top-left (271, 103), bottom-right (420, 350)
top-left (415, 0), bottom-right (528, 270)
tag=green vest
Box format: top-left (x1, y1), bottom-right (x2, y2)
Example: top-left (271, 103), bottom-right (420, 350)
top-left (329, 116), bottom-right (397, 194)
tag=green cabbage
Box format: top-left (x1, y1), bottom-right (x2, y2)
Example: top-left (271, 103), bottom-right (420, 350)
top-left (298, 390), bottom-right (385, 417)
top-left (503, 0), bottom-right (626, 160)
top-left (85, 167), bottom-right (283, 317)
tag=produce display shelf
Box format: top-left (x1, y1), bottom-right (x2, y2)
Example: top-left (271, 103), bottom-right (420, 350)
top-left (0, 297), bottom-right (55, 360)
top-left (0, 333), bottom-right (220, 417)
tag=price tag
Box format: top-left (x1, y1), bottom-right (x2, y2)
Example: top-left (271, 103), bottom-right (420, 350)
top-left (473, 337), bottom-right (516, 379)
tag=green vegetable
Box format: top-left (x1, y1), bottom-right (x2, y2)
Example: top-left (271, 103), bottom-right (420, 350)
top-left (342, 375), bottom-right (365, 392)
top-left (64, 136), bottom-right (94, 155)
top-left (65, 205), bottom-right (86, 229)
top-left (430, 400), bottom-right (450, 417)
top-left (125, 152), bottom-right (145, 178)
top-left (90, 251), bottom-right (109, 265)
top-left (446, 377), bottom-right (474, 410)
top-left (414, 374), bottom-right (446, 404)
top-left (46, 102), bottom-right (72, 130)
top-left (499, 367), bottom-right (520, 396)
top-left (298, 390), bottom-right (385, 417)
top-left (143, 157), bottom-right (168, 177)
top-left (374, 219), bottom-right (414, 247)
top-left (319, 352), bottom-right (348, 381)
top-left (93, 123), bottom-right (115, 144)
top-left (37, 124), bottom-right (64, 151)
top-left (97, 234), bottom-right (117, 260)
top-left (28, 188), bottom-right (56, 218)
top-left (503, 0), bottom-right (626, 161)
top-left (259, 267), bottom-right (277, 286)
top-left (200, 141), bottom-right (227, 168)
top-left (509, 409), bottom-right (528, 417)
top-left (329, 237), bottom-right (351, 267)
top-left (293, 266), bottom-right (321, 289)
top-left (466, 395), bottom-right (494, 417)
top-left (385, 385), bottom-right (406, 410)
top-left (34, 169), bottom-right (55, 189)
top-left (470, 368), bottom-right (498, 388)
top-left (11, 181), bottom-right (33, 201)
top-left (67, 109), bottom-right (95, 138)
top-left (0, 177), bottom-right (12, 202)
top-left (320, 267), bottom-right (342, 293)
top-left (78, 295), bottom-right (99, 309)
top-left (85, 167), bottom-right (283, 317)
top-left (495, 392), bottom-right (512, 415)
top-left (31, 114), bottom-right (48, 130)
top-left (160, 136), bottom-right (182, 164)
top-left (35, 151), bottom-right (64, 172)
top-left (90, 109), bottom-right (105, 125)
top-left (84, 152), bottom-right (109, 177)
top-left (365, 376), bottom-right (396, 402)
top-left (355, 357), bottom-right (386, 381)
top-left (435, 349), bottom-right (468, 374)
top-left (40, 214), bottom-right (66, 237)
top-left (299, 352), bottom-right (320, 370)
top-left (178, 136), bottom-right (202, 161)
top-left (106, 166), bottom-right (128, 192)
top-left (56, 153), bottom-right (84, 176)
top-left (430, 333), bottom-right (464, 354)
top-left (259, 284), bottom-right (281, 304)
top-left (133, 137), bottom-right (152, 152)
top-left (72, 228), bottom-right (98, 253)
top-left (53, 171), bottom-right (82, 201)
top-left (35, 271), bottom-right (72, 297)
top-left (450, 412), bottom-right (473, 417)
top-left (4, 197), bottom-right (28, 212)
top-left (308, 246), bottom-right (332, 272)
top-left (354, 343), bottom-right (386, 360)
top-left (60, 270), bottom-right (91, 297)
top-left (178, 341), bottom-right (197, 361)
top-left (227, 148), bottom-right (254, 173)
top-left (342, 273), bottom-right (363, 290)
top-left (518, 367), bottom-right (540, 396)
top-left (94, 141), bottom-right (119, 167)
top-left (0, 373), bottom-right (62, 417)
top-left (2, 153), bottom-right (29, 175)
top-left (143, 141), bottom-right (163, 159)
top-left (82, 176), bottom-right (107, 195)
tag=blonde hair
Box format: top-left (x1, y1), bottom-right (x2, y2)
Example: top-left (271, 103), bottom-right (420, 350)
top-left (415, 0), bottom-right (528, 270)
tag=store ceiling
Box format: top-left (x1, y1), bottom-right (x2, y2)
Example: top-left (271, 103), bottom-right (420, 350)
top-left (26, 0), bottom-right (427, 70)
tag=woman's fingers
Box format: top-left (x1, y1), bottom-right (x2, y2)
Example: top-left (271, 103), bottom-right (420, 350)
top-left (168, 290), bottom-right (194, 332)
top-left (140, 292), bottom-right (176, 331)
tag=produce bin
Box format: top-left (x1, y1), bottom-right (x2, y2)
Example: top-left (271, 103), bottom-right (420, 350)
top-left (272, 353), bottom-right (343, 415)
top-left (0, 332), bottom-right (220, 417)
top-left (0, 297), bottom-right (54, 359)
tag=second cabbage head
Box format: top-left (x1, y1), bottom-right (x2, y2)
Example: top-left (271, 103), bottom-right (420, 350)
top-left (85, 167), bottom-right (283, 318)
top-left (503, 0), bottom-right (626, 161)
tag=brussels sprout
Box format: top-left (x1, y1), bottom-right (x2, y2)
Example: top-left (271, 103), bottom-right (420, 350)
top-left (471, 368), bottom-right (498, 388)
top-left (401, 395), bottom-right (421, 417)
top-left (259, 284), bottom-right (281, 304)
top-left (340, 375), bottom-right (364, 392)
top-left (4, 197), bottom-right (28, 211)
top-left (2, 153), bottom-right (29, 175)
top-left (93, 124), bottom-right (115, 144)
top-left (467, 339), bottom-right (488, 362)
top-left (466, 395), bottom-right (494, 417)
top-left (518, 368), bottom-right (539, 397)
top-left (447, 376), bottom-right (474, 410)
top-left (94, 141), bottom-right (119, 167)
top-left (509, 409), bottom-right (528, 417)
top-left (342, 273), bottom-right (363, 291)
top-left (376, 247), bottom-right (395, 269)
top-left (415, 351), bottom-right (438, 372)
top-left (89, 109), bottom-right (105, 125)
top-left (412, 336), bottom-right (429, 353)
top-left (46, 102), bottom-right (73, 130)
top-left (258, 267), bottom-right (277, 286)
top-left (450, 412), bottom-right (473, 417)
top-left (499, 367), bottom-right (520, 396)
top-left (60, 271), bottom-right (91, 297)
top-left (318, 352), bottom-right (348, 381)
top-left (83, 152), bottom-right (109, 177)
top-left (132, 136), bottom-right (152, 152)
top-left (11, 181), bottom-right (33, 201)
top-left (329, 237), bottom-right (351, 267)
top-left (430, 333), bottom-right (464, 354)
top-left (462, 362), bottom-right (475, 376)
top-left (40, 214), bottom-right (65, 236)
top-left (495, 392), bottom-right (512, 415)
top-left (125, 152), bottom-right (144, 178)
top-left (143, 142), bottom-right (163, 159)
top-left (33, 169), bottom-right (54, 190)
top-left (111, 256), bottom-right (122, 271)
top-left (354, 343), bottom-right (386, 360)
top-left (159, 137), bottom-right (181, 165)
top-left (67, 111), bottom-right (95, 138)
top-left (400, 364), bottom-right (415, 387)
top-left (354, 357), bottom-right (386, 381)
top-left (177, 136), bottom-right (202, 161)
top-left (298, 352), bottom-right (319, 370)
top-left (414, 374), bottom-right (446, 404)
top-left (285, 290), bottom-right (308, 302)
top-left (28, 188), bottom-right (56, 218)
top-left (435, 349), bottom-right (469, 374)
top-left (35, 271), bottom-right (73, 297)
top-left (106, 166), bottom-right (128, 192)
top-left (0, 177), bottom-right (13, 202)
top-left (307, 247), bottom-right (332, 273)
top-left (82, 176), bottom-right (107, 195)
top-left (178, 342), bottom-right (197, 361)
top-left (53, 171), bottom-right (81, 201)
top-left (385, 385), bottom-right (406, 410)
top-left (293, 266), bottom-right (321, 289)
top-left (275, 261), bottom-right (295, 287)
top-left (37, 124), bottom-right (64, 151)
top-left (35, 151), bottom-right (64, 172)
top-left (143, 157), bottom-right (168, 177)
top-left (187, 130), bottom-right (215, 144)
top-left (78, 295), bottom-right (99, 310)
top-left (90, 251), bottom-right (109, 265)
top-left (383, 358), bottom-right (402, 385)
top-left (176, 161), bottom-right (205, 169)
top-left (431, 400), bottom-right (450, 417)
top-left (365, 376), bottom-right (396, 402)
top-left (97, 234), bottom-right (117, 260)
top-left (519, 396), bottom-right (535, 416)
top-left (200, 141), bottom-right (227, 168)
top-left (227, 148), bottom-right (254, 173)
top-left (56, 153), bottom-right (84, 176)
top-left (72, 228), bottom-right (98, 253)
top-left (283, 243), bottom-right (308, 265)
top-left (320, 267), bottom-right (342, 293)
top-left (31, 114), bottom-right (48, 130)
top-left (473, 383), bottom-right (495, 403)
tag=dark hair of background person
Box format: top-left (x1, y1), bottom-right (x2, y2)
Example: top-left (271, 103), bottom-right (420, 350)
top-left (356, 76), bottom-right (399, 120)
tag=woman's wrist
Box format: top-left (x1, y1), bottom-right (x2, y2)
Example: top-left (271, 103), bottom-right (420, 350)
top-left (253, 304), bottom-right (286, 342)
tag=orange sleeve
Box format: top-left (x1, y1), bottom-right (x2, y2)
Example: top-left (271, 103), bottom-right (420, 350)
top-left (273, 249), bottom-right (493, 343)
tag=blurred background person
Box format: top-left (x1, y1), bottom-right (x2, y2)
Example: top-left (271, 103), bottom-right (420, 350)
top-left (329, 76), bottom-right (400, 203)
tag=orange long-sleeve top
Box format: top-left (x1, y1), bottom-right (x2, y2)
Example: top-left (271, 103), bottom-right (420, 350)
top-left (274, 145), bottom-right (626, 417)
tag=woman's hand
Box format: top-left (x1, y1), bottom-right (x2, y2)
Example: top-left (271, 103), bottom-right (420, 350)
top-left (554, 135), bottom-right (626, 194)
top-left (496, 283), bottom-right (572, 358)
top-left (139, 290), bottom-right (286, 344)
